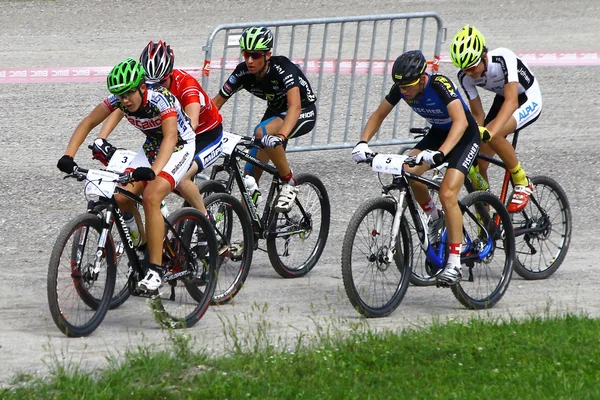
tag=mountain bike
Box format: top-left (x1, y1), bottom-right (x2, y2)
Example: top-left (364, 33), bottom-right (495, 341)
top-left (341, 152), bottom-right (515, 317)
top-left (401, 127), bottom-right (571, 282)
top-left (197, 132), bottom-right (330, 278)
top-left (48, 166), bottom-right (218, 337)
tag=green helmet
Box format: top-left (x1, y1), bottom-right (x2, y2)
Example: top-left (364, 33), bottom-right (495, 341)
top-left (106, 57), bottom-right (146, 95)
top-left (449, 25), bottom-right (486, 69)
top-left (239, 26), bottom-right (274, 51)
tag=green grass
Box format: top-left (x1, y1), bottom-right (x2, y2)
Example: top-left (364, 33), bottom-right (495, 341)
top-left (3, 313), bottom-right (600, 399)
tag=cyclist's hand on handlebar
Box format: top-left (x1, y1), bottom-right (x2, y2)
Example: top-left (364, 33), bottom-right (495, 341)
top-left (415, 149), bottom-right (444, 166)
top-left (351, 141), bottom-right (372, 163)
top-left (261, 134), bottom-right (284, 148)
top-left (479, 126), bottom-right (492, 143)
top-left (90, 138), bottom-right (116, 166)
top-left (131, 167), bottom-right (156, 182)
top-left (57, 155), bottom-right (77, 174)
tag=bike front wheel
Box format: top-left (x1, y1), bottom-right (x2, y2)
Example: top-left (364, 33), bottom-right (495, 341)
top-left (266, 173), bottom-right (330, 278)
top-left (204, 193), bottom-right (254, 305)
top-left (451, 191), bottom-right (515, 309)
top-left (511, 175), bottom-right (572, 280)
top-left (48, 213), bottom-right (116, 337)
top-left (148, 208), bottom-right (218, 329)
top-left (341, 197), bottom-right (411, 318)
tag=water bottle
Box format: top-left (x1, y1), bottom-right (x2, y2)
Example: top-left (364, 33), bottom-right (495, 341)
top-left (243, 175), bottom-right (262, 205)
top-left (160, 200), bottom-right (170, 218)
top-left (123, 212), bottom-right (141, 247)
top-left (468, 165), bottom-right (489, 191)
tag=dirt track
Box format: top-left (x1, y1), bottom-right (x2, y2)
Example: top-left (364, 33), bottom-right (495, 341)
top-left (1, 0), bottom-right (599, 385)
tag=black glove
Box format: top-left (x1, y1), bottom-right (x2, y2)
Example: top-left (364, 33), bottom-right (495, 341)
top-left (132, 167), bottom-right (156, 182)
top-left (57, 155), bottom-right (77, 174)
top-left (91, 138), bottom-right (116, 166)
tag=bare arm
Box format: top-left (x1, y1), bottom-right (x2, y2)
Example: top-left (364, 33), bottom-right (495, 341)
top-left (485, 81), bottom-right (519, 134)
top-left (184, 103), bottom-right (201, 131)
top-left (97, 109), bottom-right (125, 139)
top-left (212, 93), bottom-right (227, 111)
top-left (152, 117), bottom-right (178, 174)
top-left (278, 87), bottom-right (302, 139)
top-left (64, 103), bottom-right (112, 157)
top-left (438, 99), bottom-right (468, 156)
top-left (360, 99), bottom-right (395, 142)
top-left (468, 97), bottom-right (486, 127)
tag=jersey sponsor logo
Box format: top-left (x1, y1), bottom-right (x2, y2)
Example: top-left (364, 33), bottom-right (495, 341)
top-left (228, 75), bottom-right (237, 84)
top-left (126, 115), bottom-right (163, 130)
top-left (462, 142), bottom-right (479, 169)
top-left (171, 151), bottom-right (190, 175)
top-left (518, 67), bottom-right (532, 85)
top-left (519, 101), bottom-right (539, 121)
top-left (274, 64), bottom-right (285, 74)
top-left (434, 75), bottom-right (456, 94)
top-left (266, 93), bottom-right (275, 101)
top-left (412, 107), bottom-right (444, 115)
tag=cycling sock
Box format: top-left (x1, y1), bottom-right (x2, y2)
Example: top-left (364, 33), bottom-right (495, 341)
top-left (420, 199), bottom-right (440, 220)
top-left (447, 243), bottom-right (461, 266)
top-left (509, 162), bottom-right (528, 186)
top-left (281, 172), bottom-right (296, 185)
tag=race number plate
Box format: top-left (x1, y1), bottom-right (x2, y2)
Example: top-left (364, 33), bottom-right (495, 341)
top-left (85, 169), bottom-right (120, 198)
top-left (371, 154), bottom-right (408, 175)
top-left (221, 131), bottom-right (242, 155)
top-left (107, 149), bottom-right (137, 173)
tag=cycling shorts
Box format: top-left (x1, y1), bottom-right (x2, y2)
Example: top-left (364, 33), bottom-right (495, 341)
top-left (414, 116), bottom-right (480, 176)
top-left (126, 141), bottom-right (195, 191)
top-left (194, 123), bottom-right (223, 172)
top-left (261, 103), bottom-right (317, 140)
top-left (484, 79), bottom-right (542, 132)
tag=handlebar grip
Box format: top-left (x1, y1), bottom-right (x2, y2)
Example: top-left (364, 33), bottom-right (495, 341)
top-left (409, 127), bottom-right (430, 135)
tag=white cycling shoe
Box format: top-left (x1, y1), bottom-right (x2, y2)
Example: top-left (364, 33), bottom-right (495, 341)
top-left (138, 268), bottom-right (164, 292)
top-left (436, 263), bottom-right (462, 287)
top-left (274, 183), bottom-right (298, 213)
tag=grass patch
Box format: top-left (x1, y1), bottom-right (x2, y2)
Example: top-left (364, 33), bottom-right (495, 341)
top-left (3, 313), bottom-right (600, 399)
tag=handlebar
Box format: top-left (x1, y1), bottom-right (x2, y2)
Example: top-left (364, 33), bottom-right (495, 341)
top-left (409, 127), bottom-right (430, 136)
top-left (358, 152), bottom-right (419, 168)
top-left (65, 166), bottom-right (133, 185)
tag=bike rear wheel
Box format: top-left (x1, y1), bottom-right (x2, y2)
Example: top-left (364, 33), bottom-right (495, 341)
top-left (148, 208), bottom-right (218, 329)
top-left (203, 193), bottom-right (254, 305)
top-left (266, 173), bottom-right (330, 278)
top-left (48, 213), bottom-right (116, 337)
top-left (451, 191), bottom-right (515, 309)
top-left (511, 175), bottom-right (572, 280)
top-left (341, 197), bottom-right (411, 318)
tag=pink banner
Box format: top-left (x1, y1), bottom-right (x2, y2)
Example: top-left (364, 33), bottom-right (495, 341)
top-left (1, 51), bottom-right (598, 84)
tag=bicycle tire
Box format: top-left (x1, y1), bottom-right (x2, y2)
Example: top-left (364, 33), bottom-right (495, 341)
top-left (451, 191), bottom-right (515, 309)
top-left (47, 213), bottom-right (116, 337)
top-left (512, 175), bottom-right (572, 280)
top-left (341, 197), bottom-right (411, 318)
top-left (203, 193), bottom-right (254, 305)
top-left (148, 208), bottom-right (218, 329)
top-left (266, 173), bottom-right (331, 278)
top-left (198, 180), bottom-right (228, 197)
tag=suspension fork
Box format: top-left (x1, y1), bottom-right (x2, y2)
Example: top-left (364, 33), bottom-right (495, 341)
top-left (90, 208), bottom-right (113, 278)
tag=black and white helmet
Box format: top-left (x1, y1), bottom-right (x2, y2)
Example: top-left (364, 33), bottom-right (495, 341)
top-left (139, 40), bottom-right (174, 85)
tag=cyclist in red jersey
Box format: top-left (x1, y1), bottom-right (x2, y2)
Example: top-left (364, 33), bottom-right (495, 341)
top-left (93, 41), bottom-right (223, 215)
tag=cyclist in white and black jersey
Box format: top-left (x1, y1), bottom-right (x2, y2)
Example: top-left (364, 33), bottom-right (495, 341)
top-left (212, 26), bottom-right (318, 214)
top-left (57, 58), bottom-right (196, 292)
top-left (451, 25), bottom-right (542, 212)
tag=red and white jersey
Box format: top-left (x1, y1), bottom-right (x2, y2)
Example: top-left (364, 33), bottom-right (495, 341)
top-left (168, 69), bottom-right (223, 134)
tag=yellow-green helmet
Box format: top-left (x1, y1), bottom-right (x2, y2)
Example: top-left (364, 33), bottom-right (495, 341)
top-left (450, 25), bottom-right (486, 69)
top-left (107, 57), bottom-right (146, 95)
top-left (239, 26), bottom-right (274, 52)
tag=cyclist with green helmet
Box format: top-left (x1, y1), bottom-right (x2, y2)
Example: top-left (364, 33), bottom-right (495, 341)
top-left (450, 24), bottom-right (542, 212)
top-left (57, 57), bottom-right (196, 292)
top-left (212, 26), bottom-right (317, 213)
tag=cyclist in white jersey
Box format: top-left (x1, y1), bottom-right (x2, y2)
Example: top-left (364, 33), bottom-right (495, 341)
top-left (57, 57), bottom-right (196, 292)
top-left (450, 25), bottom-right (542, 212)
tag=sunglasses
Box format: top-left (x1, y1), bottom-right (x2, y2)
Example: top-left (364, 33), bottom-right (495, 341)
top-left (116, 87), bottom-right (139, 99)
top-left (242, 50), bottom-right (265, 60)
top-left (399, 77), bottom-right (421, 89)
top-left (462, 58), bottom-right (482, 73)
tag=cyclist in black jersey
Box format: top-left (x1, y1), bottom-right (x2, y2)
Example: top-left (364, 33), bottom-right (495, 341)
top-left (351, 50), bottom-right (481, 287)
top-left (212, 26), bottom-right (317, 214)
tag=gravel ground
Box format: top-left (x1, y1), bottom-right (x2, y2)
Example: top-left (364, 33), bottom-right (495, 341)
top-left (0, 0), bottom-right (599, 385)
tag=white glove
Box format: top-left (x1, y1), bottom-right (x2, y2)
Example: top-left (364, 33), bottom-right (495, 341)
top-left (415, 149), bottom-right (444, 166)
top-left (261, 134), bottom-right (284, 148)
top-left (352, 141), bottom-right (371, 163)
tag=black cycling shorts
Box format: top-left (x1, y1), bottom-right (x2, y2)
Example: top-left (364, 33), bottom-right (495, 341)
top-left (261, 103), bottom-right (317, 140)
